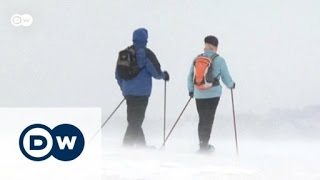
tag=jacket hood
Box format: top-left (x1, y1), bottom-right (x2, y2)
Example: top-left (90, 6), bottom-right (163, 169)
top-left (132, 28), bottom-right (148, 47)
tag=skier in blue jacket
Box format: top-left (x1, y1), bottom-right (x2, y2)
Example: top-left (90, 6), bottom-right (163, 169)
top-left (116, 28), bottom-right (169, 147)
top-left (188, 35), bottom-right (235, 152)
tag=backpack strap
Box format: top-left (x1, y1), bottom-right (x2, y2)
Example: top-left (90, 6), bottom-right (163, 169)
top-left (210, 54), bottom-right (219, 61)
top-left (210, 54), bottom-right (220, 86)
top-left (129, 45), bottom-right (146, 71)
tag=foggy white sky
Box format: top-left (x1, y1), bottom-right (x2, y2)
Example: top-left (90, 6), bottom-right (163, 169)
top-left (1, 0), bottom-right (320, 118)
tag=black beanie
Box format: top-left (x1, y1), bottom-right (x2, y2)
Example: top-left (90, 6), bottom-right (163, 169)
top-left (204, 35), bottom-right (218, 47)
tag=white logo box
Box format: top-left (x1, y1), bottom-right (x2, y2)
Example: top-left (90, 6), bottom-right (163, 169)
top-left (0, 108), bottom-right (101, 180)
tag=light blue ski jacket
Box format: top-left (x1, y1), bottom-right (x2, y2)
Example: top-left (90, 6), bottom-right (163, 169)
top-left (187, 50), bottom-right (234, 99)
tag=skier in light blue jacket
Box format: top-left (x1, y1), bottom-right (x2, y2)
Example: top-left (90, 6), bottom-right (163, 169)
top-left (187, 35), bottom-right (235, 152)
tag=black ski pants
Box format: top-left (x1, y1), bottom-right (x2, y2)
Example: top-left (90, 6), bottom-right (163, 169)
top-left (123, 96), bottom-right (149, 147)
top-left (196, 97), bottom-right (220, 146)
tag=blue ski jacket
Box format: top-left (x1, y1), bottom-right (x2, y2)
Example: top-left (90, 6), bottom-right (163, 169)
top-left (187, 50), bottom-right (234, 99)
top-left (115, 28), bottom-right (165, 96)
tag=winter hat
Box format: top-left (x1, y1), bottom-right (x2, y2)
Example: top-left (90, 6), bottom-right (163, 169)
top-left (133, 28), bottom-right (148, 45)
top-left (204, 35), bottom-right (218, 47)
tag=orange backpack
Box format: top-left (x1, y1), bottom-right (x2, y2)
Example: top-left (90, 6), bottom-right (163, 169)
top-left (193, 54), bottom-right (219, 90)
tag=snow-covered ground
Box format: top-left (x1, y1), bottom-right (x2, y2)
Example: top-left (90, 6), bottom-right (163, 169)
top-left (101, 107), bottom-right (320, 180)
top-left (102, 135), bottom-right (320, 180)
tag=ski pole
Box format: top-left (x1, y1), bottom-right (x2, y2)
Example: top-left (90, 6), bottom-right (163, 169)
top-left (90, 98), bottom-right (125, 141)
top-left (231, 89), bottom-right (239, 156)
top-left (161, 97), bottom-right (192, 147)
top-left (101, 98), bottom-right (125, 129)
top-left (163, 81), bottom-right (167, 148)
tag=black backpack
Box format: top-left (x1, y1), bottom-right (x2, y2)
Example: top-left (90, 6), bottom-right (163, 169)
top-left (116, 46), bottom-right (141, 80)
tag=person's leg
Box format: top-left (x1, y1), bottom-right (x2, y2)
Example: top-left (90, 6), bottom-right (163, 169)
top-left (133, 97), bottom-right (148, 146)
top-left (196, 97), bottom-right (220, 149)
top-left (123, 96), bottom-right (135, 146)
top-left (123, 96), bottom-right (148, 147)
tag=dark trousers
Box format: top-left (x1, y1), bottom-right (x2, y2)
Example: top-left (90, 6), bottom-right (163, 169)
top-left (123, 96), bottom-right (149, 146)
top-left (196, 97), bottom-right (220, 146)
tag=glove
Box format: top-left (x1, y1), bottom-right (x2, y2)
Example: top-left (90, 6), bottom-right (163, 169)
top-left (232, 83), bottom-right (236, 89)
top-left (189, 92), bottom-right (194, 98)
top-left (163, 71), bottom-right (170, 81)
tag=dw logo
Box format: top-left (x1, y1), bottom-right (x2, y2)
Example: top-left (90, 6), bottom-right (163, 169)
top-left (11, 14), bottom-right (33, 27)
top-left (19, 124), bottom-right (85, 161)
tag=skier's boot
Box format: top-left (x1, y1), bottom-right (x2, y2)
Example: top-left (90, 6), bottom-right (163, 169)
top-left (198, 142), bottom-right (215, 154)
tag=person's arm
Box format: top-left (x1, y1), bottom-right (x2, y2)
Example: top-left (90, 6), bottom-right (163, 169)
top-left (218, 58), bottom-right (234, 89)
top-left (145, 48), bottom-right (165, 79)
